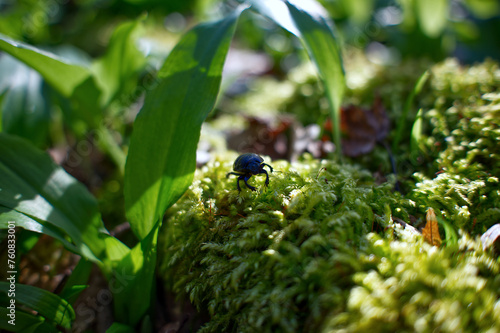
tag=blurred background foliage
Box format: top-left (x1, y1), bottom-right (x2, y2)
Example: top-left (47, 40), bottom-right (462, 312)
top-left (1, 0), bottom-right (499, 63)
top-left (1, 0), bottom-right (499, 149)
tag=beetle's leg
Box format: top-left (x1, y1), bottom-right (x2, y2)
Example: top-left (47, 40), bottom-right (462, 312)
top-left (262, 163), bottom-right (273, 173)
top-left (259, 169), bottom-right (270, 186)
top-left (243, 174), bottom-right (256, 191)
top-left (236, 176), bottom-right (242, 192)
top-left (227, 172), bottom-right (243, 191)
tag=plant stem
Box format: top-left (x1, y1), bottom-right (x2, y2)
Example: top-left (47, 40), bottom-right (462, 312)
top-left (96, 124), bottom-right (126, 175)
top-left (392, 70), bottom-right (430, 153)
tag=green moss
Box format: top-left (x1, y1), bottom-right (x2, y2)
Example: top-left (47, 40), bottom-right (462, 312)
top-left (159, 57), bottom-right (500, 332)
top-left (326, 231), bottom-right (500, 333)
top-left (159, 155), bottom-right (499, 332)
top-left (160, 156), bottom-right (402, 332)
top-left (407, 62), bottom-right (500, 235)
top-left (420, 60), bottom-right (500, 170)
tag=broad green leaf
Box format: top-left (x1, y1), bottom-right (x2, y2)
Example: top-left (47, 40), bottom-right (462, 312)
top-left (113, 222), bottom-right (159, 326)
top-left (0, 34), bottom-right (100, 100)
top-left (104, 235), bottom-right (131, 263)
top-left (341, 0), bottom-right (374, 24)
top-left (106, 322), bottom-right (136, 333)
top-left (465, 0), bottom-right (500, 19)
top-left (124, 6), bottom-right (248, 239)
top-left (0, 306), bottom-right (53, 333)
top-left (17, 229), bottom-right (41, 253)
top-left (416, 0), bottom-right (448, 38)
top-left (0, 207), bottom-right (80, 254)
top-left (249, 0), bottom-right (345, 159)
top-left (139, 316), bottom-right (153, 333)
top-left (59, 258), bottom-right (92, 303)
top-left (0, 35), bottom-right (102, 127)
top-left (0, 282), bottom-right (74, 329)
top-left (92, 19), bottom-right (147, 107)
top-left (0, 54), bottom-right (50, 146)
top-left (0, 133), bottom-right (110, 262)
top-left (247, 0), bottom-right (300, 35)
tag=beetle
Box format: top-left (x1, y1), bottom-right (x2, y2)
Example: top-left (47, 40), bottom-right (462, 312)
top-left (226, 153), bottom-right (273, 192)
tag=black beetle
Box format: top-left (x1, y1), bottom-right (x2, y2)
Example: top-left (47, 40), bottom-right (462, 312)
top-left (226, 153), bottom-right (273, 192)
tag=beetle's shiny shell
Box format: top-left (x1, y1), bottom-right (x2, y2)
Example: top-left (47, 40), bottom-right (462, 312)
top-left (233, 153), bottom-right (264, 172)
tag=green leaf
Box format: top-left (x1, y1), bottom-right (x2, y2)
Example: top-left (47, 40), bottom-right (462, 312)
top-left (0, 207), bottom-right (80, 254)
top-left (0, 54), bottom-right (50, 146)
top-left (105, 235), bottom-right (132, 262)
top-left (437, 215), bottom-right (458, 247)
top-left (341, 0), bottom-right (375, 24)
top-left (416, 0), bottom-right (449, 38)
top-left (410, 108), bottom-right (424, 155)
top-left (0, 91), bottom-right (4, 131)
top-left (0, 35), bottom-right (101, 128)
top-left (59, 258), bottom-right (92, 303)
top-left (113, 222), bottom-right (160, 326)
top-left (16, 229), bottom-right (40, 253)
top-left (393, 70), bottom-right (430, 152)
top-left (249, 0), bottom-right (345, 160)
top-left (106, 322), bottom-right (136, 333)
top-left (124, 6), bottom-right (248, 239)
top-left (92, 19), bottom-right (147, 107)
top-left (0, 133), bottom-right (110, 263)
top-left (59, 285), bottom-right (88, 305)
top-left (464, 0), bottom-right (500, 19)
top-left (0, 306), bottom-right (52, 333)
top-left (0, 34), bottom-right (100, 104)
top-left (0, 282), bottom-right (74, 329)
top-left (139, 315), bottom-right (153, 333)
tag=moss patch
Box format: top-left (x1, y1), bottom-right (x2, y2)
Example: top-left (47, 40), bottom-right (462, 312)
top-left (159, 58), bottom-right (500, 332)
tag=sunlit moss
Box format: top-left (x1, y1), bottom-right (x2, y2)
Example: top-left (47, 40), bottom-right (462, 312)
top-left (325, 231), bottom-right (500, 333)
top-left (159, 155), bottom-right (404, 332)
top-left (159, 154), bottom-right (499, 332)
top-left (159, 57), bottom-right (500, 332)
top-left (409, 63), bottom-right (500, 235)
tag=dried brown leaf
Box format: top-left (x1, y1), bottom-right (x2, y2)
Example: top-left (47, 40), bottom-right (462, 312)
top-left (422, 208), bottom-right (442, 246)
top-left (339, 96), bottom-right (390, 157)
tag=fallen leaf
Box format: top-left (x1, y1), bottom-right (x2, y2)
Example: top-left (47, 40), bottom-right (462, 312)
top-left (326, 96), bottom-right (390, 157)
top-left (422, 208), bottom-right (442, 246)
top-left (340, 104), bottom-right (377, 156)
top-left (481, 224), bottom-right (500, 252)
top-left (226, 115), bottom-right (294, 160)
top-left (227, 115), bottom-right (335, 161)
